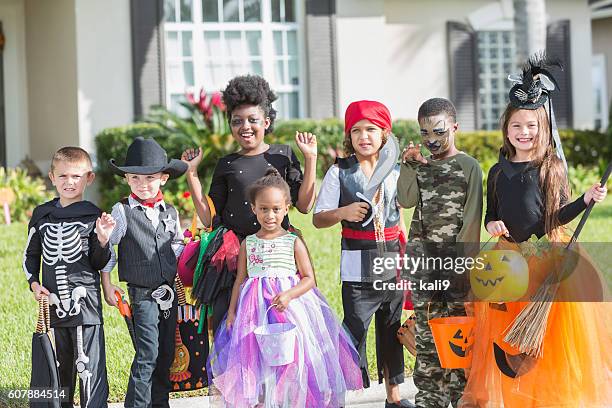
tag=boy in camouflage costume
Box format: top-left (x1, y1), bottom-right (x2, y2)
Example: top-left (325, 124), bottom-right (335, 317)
top-left (397, 98), bottom-right (482, 408)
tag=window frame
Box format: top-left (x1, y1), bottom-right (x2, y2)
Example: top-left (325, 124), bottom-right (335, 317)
top-left (163, 0), bottom-right (306, 119)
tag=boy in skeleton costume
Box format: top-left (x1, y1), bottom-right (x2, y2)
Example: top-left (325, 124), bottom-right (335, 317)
top-left (23, 147), bottom-right (116, 408)
top-left (102, 137), bottom-right (187, 408)
top-left (398, 98), bottom-right (482, 408)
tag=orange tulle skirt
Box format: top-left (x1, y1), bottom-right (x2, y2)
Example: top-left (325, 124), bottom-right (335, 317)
top-left (460, 240), bottom-right (612, 408)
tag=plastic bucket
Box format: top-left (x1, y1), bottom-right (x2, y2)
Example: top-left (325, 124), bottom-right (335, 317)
top-left (254, 305), bottom-right (297, 367)
top-left (428, 316), bottom-right (475, 368)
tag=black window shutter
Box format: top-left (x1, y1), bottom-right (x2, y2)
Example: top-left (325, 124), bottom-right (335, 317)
top-left (447, 21), bottom-right (479, 131)
top-left (306, 0), bottom-right (337, 119)
top-left (131, 0), bottom-right (166, 120)
top-left (546, 20), bottom-right (572, 128)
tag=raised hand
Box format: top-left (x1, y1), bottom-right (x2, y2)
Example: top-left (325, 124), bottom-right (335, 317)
top-left (181, 147), bottom-right (203, 172)
top-left (96, 212), bottom-right (116, 247)
top-left (402, 141), bottom-right (427, 164)
top-left (295, 132), bottom-right (317, 159)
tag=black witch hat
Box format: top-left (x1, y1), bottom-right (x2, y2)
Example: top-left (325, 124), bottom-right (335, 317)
top-left (109, 137), bottom-right (187, 179)
top-left (507, 52), bottom-right (567, 169)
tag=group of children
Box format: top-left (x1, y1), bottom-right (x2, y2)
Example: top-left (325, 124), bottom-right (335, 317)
top-left (24, 56), bottom-right (610, 408)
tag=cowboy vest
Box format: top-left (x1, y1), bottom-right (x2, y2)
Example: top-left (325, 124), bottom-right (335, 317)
top-left (338, 155), bottom-right (401, 252)
top-left (117, 200), bottom-right (178, 288)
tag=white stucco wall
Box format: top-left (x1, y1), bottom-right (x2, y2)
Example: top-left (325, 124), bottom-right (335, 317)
top-left (75, 0), bottom-right (134, 164)
top-left (334, 0), bottom-right (594, 128)
top-left (548, 0), bottom-right (594, 129)
top-left (0, 0), bottom-right (29, 167)
top-left (25, 0), bottom-right (79, 172)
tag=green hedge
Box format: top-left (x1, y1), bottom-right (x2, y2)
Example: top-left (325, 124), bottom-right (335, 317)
top-left (95, 120), bottom-right (610, 214)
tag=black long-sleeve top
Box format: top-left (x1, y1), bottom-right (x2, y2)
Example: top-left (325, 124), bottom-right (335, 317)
top-left (23, 199), bottom-right (110, 327)
top-left (485, 155), bottom-right (587, 243)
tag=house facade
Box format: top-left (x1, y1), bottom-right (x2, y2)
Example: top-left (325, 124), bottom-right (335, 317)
top-left (0, 0), bottom-right (608, 174)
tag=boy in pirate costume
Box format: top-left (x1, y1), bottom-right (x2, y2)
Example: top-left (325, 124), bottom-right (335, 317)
top-left (102, 137), bottom-right (187, 408)
top-left (23, 147), bottom-right (116, 408)
top-left (397, 98), bottom-right (482, 408)
top-left (314, 100), bottom-right (412, 408)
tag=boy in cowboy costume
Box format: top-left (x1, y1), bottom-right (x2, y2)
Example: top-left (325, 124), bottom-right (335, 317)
top-left (102, 137), bottom-right (187, 408)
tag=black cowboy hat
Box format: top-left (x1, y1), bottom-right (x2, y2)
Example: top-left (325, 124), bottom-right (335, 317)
top-left (109, 137), bottom-right (187, 179)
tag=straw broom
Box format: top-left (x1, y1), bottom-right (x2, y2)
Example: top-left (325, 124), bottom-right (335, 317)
top-left (503, 163), bottom-right (611, 358)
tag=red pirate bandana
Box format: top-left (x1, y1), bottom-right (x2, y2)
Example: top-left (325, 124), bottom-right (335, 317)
top-left (344, 100), bottom-right (392, 134)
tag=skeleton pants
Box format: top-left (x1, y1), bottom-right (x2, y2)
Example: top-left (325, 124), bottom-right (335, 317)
top-left (54, 324), bottom-right (108, 408)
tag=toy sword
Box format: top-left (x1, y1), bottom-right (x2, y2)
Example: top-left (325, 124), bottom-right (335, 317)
top-left (356, 133), bottom-right (401, 227)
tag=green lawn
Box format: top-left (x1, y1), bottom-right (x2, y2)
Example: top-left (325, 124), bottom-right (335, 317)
top-left (1, 198), bottom-right (610, 406)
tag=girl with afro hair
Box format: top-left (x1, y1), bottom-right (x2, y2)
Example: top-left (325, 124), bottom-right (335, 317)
top-left (181, 74), bottom-right (317, 334)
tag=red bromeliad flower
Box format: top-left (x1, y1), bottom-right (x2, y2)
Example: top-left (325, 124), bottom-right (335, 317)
top-left (185, 87), bottom-right (225, 120)
top-left (182, 191), bottom-right (191, 199)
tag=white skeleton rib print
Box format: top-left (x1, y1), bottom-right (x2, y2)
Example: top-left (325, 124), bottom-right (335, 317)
top-left (39, 221), bottom-right (88, 319)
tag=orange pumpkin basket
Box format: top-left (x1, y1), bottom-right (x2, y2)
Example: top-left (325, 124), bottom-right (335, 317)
top-left (428, 311), bottom-right (475, 369)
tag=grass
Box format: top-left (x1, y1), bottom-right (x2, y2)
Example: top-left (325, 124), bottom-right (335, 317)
top-left (1, 197), bottom-right (610, 406)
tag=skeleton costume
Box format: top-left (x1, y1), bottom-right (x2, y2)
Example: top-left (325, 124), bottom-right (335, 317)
top-left (23, 198), bottom-right (111, 408)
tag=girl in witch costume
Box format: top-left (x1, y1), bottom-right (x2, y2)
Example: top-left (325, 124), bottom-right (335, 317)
top-left (103, 137), bottom-right (188, 408)
top-left (459, 53), bottom-right (611, 408)
top-left (208, 169), bottom-right (362, 407)
top-left (23, 147), bottom-right (116, 408)
top-left (181, 75), bottom-right (317, 334)
top-left (313, 100), bottom-right (412, 408)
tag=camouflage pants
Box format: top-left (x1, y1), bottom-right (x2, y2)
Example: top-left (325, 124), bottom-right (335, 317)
top-left (413, 301), bottom-right (467, 408)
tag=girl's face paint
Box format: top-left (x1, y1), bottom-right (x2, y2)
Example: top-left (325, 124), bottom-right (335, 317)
top-left (419, 114), bottom-right (456, 156)
top-left (229, 104), bottom-right (271, 152)
top-left (349, 119), bottom-right (385, 159)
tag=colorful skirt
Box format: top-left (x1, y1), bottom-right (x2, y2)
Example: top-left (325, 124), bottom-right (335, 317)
top-left (208, 274), bottom-right (363, 407)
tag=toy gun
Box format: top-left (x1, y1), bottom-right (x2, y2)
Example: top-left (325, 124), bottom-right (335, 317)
top-left (115, 291), bottom-right (136, 350)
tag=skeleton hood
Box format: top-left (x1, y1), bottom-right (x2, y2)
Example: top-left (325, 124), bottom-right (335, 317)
top-left (31, 198), bottom-right (102, 225)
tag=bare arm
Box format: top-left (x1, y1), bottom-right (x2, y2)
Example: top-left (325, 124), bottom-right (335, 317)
top-left (295, 155), bottom-right (317, 213)
top-left (226, 240), bottom-right (248, 327)
top-left (181, 148), bottom-right (212, 226)
top-left (272, 237), bottom-right (315, 311)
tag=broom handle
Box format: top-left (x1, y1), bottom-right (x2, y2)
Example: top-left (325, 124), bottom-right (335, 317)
top-left (567, 163), bottom-right (612, 248)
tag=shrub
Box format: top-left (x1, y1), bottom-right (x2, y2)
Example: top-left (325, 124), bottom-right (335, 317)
top-left (0, 167), bottom-right (53, 222)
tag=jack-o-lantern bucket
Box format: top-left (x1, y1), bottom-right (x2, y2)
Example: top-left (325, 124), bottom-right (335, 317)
top-left (428, 315), bottom-right (475, 368)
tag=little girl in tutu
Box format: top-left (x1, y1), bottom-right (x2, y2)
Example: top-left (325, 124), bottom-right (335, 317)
top-left (208, 168), bottom-right (363, 407)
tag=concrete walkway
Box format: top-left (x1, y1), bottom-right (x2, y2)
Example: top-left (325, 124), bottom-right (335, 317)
top-left (108, 378), bottom-right (417, 407)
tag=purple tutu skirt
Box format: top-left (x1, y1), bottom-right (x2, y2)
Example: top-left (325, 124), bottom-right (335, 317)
top-left (208, 275), bottom-right (363, 407)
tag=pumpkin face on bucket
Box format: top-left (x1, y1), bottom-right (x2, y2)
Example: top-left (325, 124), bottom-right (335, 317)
top-left (448, 328), bottom-right (474, 358)
top-left (469, 250), bottom-right (529, 302)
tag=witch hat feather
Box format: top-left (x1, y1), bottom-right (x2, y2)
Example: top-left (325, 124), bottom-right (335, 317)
top-left (109, 137), bottom-right (187, 178)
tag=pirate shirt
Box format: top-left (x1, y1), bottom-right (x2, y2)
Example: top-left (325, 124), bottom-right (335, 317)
top-left (208, 144), bottom-right (303, 238)
top-left (484, 156), bottom-right (587, 243)
top-left (102, 195), bottom-right (183, 287)
top-left (23, 199), bottom-right (110, 327)
top-left (315, 157), bottom-right (401, 282)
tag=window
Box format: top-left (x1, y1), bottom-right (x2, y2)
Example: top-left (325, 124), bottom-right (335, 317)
top-left (592, 54), bottom-right (609, 131)
top-left (163, 0), bottom-right (302, 119)
top-left (477, 31), bottom-right (516, 130)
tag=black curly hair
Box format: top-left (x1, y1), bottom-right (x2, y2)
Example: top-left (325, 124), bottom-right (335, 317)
top-left (417, 98), bottom-right (457, 123)
top-left (246, 168), bottom-right (291, 205)
top-left (222, 75), bottom-right (278, 134)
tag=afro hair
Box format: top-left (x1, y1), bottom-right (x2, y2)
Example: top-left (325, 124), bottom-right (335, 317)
top-left (417, 98), bottom-right (457, 123)
top-left (222, 75), bottom-right (278, 134)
